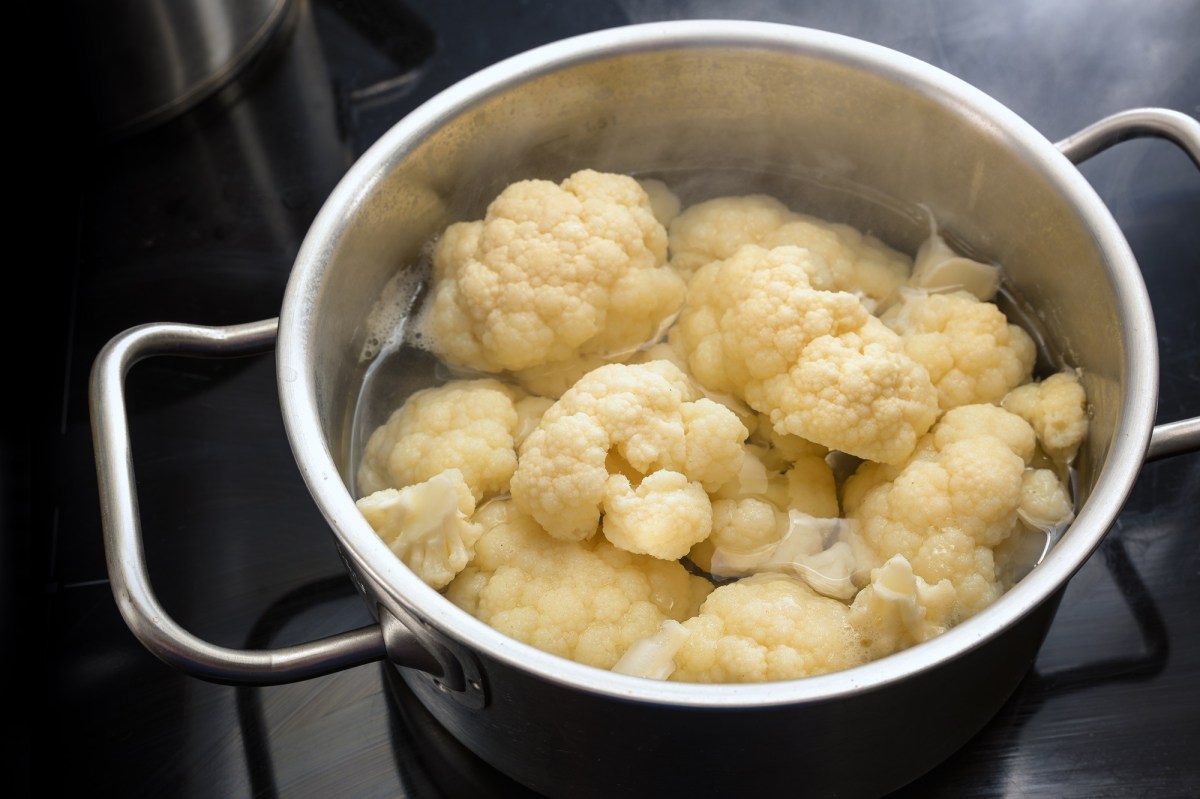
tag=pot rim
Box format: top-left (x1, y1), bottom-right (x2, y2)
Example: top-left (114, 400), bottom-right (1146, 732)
top-left (278, 19), bottom-right (1158, 707)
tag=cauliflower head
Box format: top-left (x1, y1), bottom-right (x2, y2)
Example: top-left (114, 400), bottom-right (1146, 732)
top-left (356, 469), bottom-right (483, 590)
top-left (425, 169), bottom-right (685, 386)
top-left (668, 194), bottom-right (911, 309)
top-left (882, 289), bottom-right (1036, 412)
top-left (510, 361), bottom-right (748, 559)
top-left (669, 573), bottom-right (867, 683)
top-left (445, 500), bottom-right (712, 670)
top-left (357, 379), bottom-right (537, 501)
top-left (676, 244), bottom-right (938, 465)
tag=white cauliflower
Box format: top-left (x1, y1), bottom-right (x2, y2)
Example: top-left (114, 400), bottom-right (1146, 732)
top-left (445, 500), bottom-right (712, 670)
top-left (669, 573), bottom-right (867, 683)
top-left (849, 554), bottom-right (957, 661)
top-left (881, 289), bottom-right (1036, 412)
top-left (668, 194), bottom-right (911, 309)
top-left (1017, 467), bottom-right (1075, 532)
top-left (675, 243), bottom-right (938, 465)
top-left (425, 169), bottom-right (686, 390)
top-left (510, 361), bottom-right (748, 559)
top-left (355, 177), bottom-right (1092, 685)
top-left (841, 404), bottom-right (1046, 619)
top-left (1002, 371), bottom-right (1089, 463)
top-left (602, 471), bottom-right (714, 562)
top-left (356, 469), bottom-right (483, 589)
top-left (357, 378), bottom-right (539, 501)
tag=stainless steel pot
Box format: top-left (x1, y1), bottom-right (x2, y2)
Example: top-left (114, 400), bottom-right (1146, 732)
top-left (91, 20), bottom-right (1200, 798)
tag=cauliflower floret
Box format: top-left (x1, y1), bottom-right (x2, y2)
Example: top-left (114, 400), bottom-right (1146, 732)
top-left (842, 404), bottom-right (1039, 619)
top-left (881, 289), bottom-right (1036, 412)
top-left (849, 554), bottom-right (957, 661)
top-left (994, 468), bottom-right (1075, 586)
top-left (425, 169), bottom-right (686, 389)
top-left (703, 496), bottom-right (781, 562)
top-left (669, 573), bottom-right (867, 683)
top-left (632, 339), bottom-right (759, 430)
top-left (356, 379), bottom-right (534, 501)
top-left (356, 469), bottom-right (483, 589)
top-left (511, 361), bottom-right (748, 557)
top-left (1017, 467), bottom-right (1075, 532)
top-left (603, 471), bottom-right (713, 561)
top-left (1002, 371), bottom-right (1089, 463)
top-left (445, 501), bottom-right (712, 670)
top-left (676, 244), bottom-right (938, 465)
top-left (668, 194), bottom-right (911, 309)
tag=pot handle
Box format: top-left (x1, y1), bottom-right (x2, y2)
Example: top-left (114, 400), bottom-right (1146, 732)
top-left (1055, 107), bottom-right (1200, 461)
top-left (90, 319), bottom-right (444, 685)
top-left (1055, 107), bottom-right (1200, 169)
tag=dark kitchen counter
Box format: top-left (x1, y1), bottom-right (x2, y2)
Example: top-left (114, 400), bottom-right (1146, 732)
top-left (15, 0), bottom-right (1199, 796)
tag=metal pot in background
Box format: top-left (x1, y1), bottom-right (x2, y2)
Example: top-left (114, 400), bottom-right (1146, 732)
top-left (70, 0), bottom-right (297, 138)
top-left (91, 21), bottom-right (1200, 798)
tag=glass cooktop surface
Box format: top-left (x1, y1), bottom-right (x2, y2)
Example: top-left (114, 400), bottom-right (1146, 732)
top-left (19, 0), bottom-right (1199, 796)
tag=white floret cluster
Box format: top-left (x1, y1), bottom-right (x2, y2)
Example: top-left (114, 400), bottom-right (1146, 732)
top-left (353, 170), bottom-right (1089, 683)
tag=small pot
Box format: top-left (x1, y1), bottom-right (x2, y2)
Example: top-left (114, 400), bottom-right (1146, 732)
top-left (91, 21), bottom-right (1200, 798)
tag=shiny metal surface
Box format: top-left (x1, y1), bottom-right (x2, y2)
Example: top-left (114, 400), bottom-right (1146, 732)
top-left (1147, 417), bottom-right (1200, 462)
top-left (73, 0), bottom-right (297, 137)
top-left (89, 318), bottom-right (396, 683)
top-left (33, 1), bottom-right (1200, 797)
top-left (1050, 108), bottom-right (1200, 463)
top-left (1056, 107), bottom-right (1200, 169)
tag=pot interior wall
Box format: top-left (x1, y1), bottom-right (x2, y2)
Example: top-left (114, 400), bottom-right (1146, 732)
top-left (305, 38), bottom-right (1123, 522)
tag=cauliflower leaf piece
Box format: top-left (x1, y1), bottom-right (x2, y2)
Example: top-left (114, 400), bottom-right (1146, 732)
top-left (611, 619), bottom-right (690, 680)
top-left (907, 226), bottom-right (1001, 302)
top-left (357, 378), bottom-right (532, 501)
top-left (849, 554), bottom-right (957, 661)
top-left (708, 510), bottom-right (859, 600)
top-left (445, 501), bottom-right (712, 670)
top-left (670, 573), bottom-right (867, 683)
top-left (425, 169), bottom-right (686, 386)
top-left (510, 361), bottom-right (748, 555)
top-left (676, 244), bottom-right (938, 465)
top-left (356, 469), bottom-right (483, 590)
top-left (882, 289), bottom-right (1036, 412)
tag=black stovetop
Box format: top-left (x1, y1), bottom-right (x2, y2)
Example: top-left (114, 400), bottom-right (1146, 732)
top-left (18, 0), bottom-right (1199, 796)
